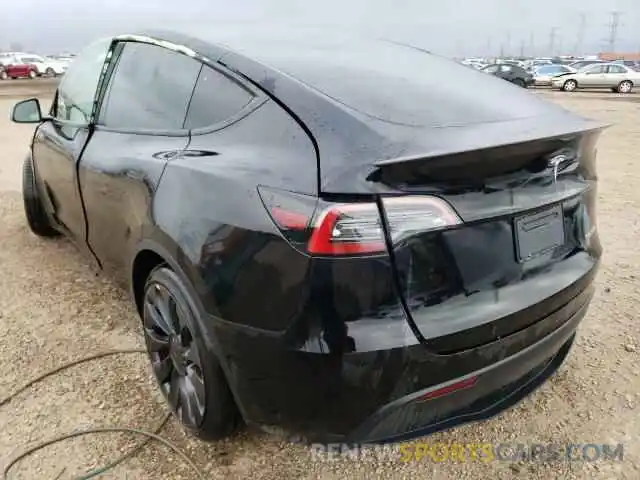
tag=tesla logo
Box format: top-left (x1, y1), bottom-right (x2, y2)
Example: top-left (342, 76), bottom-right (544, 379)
top-left (548, 155), bottom-right (567, 183)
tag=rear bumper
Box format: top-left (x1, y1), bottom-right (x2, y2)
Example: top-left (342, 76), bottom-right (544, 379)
top-left (212, 272), bottom-right (595, 443)
top-left (349, 297), bottom-right (586, 443)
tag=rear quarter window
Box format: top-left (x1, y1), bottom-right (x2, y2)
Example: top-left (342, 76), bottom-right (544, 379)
top-left (184, 65), bottom-right (254, 130)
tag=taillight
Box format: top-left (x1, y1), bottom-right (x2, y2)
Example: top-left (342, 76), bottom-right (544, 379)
top-left (258, 186), bottom-right (461, 256)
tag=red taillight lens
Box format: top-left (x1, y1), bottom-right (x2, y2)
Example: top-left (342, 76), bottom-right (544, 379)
top-left (308, 203), bottom-right (386, 255)
top-left (258, 186), bottom-right (461, 256)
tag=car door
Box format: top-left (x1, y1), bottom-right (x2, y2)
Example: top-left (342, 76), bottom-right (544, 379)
top-left (7, 56), bottom-right (27, 77)
top-left (605, 64), bottom-right (628, 88)
top-left (31, 38), bottom-right (112, 248)
top-left (579, 64), bottom-right (607, 87)
top-left (77, 40), bottom-right (200, 282)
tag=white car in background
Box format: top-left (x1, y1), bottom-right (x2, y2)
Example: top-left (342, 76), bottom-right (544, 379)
top-left (551, 63), bottom-right (640, 93)
top-left (12, 54), bottom-right (67, 77)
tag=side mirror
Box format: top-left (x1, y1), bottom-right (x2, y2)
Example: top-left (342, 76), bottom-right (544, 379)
top-left (11, 98), bottom-right (43, 124)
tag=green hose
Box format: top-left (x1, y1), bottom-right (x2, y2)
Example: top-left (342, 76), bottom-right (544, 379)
top-left (1, 349), bottom-right (205, 479)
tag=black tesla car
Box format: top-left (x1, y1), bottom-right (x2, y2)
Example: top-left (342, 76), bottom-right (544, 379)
top-left (12, 29), bottom-right (603, 443)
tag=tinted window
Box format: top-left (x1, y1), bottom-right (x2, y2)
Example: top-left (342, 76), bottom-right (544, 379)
top-left (55, 37), bottom-right (111, 124)
top-left (483, 65), bottom-right (499, 73)
top-left (99, 42), bottom-right (201, 130)
top-left (500, 65), bottom-right (512, 72)
top-left (184, 65), bottom-right (253, 129)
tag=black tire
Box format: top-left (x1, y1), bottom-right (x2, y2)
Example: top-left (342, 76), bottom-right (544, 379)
top-left (513, 78), bottom-right (525, 88)
top-left (142, 266), bottom-right (241, 440)
top-left (617, 80), bottom-right (633, 94)
top-left (45, 67), bottom-right (55, 77)
top-left (28, 70), bottom-right (37, 79)
top-left (562, 79), bottom-right (578, 92)
top-left (22, 156), bottom-right (59, 237)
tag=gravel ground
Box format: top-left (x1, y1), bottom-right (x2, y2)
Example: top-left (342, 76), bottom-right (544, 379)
top-left (0, 82), bottom-right (639, 479)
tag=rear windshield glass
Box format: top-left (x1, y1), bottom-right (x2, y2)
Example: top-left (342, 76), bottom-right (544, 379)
top-left (229, 37), bottom-right (551, 128)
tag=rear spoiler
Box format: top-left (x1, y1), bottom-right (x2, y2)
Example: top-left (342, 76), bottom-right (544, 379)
top-left (372, 119), bottom-right (608, 168)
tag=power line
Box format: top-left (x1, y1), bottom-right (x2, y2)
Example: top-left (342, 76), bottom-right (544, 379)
top-left (519, 39), bottom-right (525, 58)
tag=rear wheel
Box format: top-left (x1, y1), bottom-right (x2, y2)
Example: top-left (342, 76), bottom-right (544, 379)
top-left (0, 70), bottom-right (6, 80)
top-left (142, 266), bottom-right (241, 440)
top-left (22, 156), bottom-right (59, 237)
top-left (617, 80), bottom-right (633, 93)
top-left (562, 79), bottom-right (577, 92)
top-left (512, 78), bottom-right (525, 88)
top-left (28, 70), bottom-right (36, 79)
top-left (45, 67), bottom-right (55, 77)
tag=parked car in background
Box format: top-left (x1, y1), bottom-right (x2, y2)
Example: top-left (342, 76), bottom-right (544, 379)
top-left (461, 59), bottom-right (486, 70)
top-left (524, 59), bottom-right (553, 72)
top-left (612, 60), bottom-right (640, 71)
top-left (49, 54), bottom-right (75, 65)
top-left (0, 57), bottom-right (38, 79)
top-left (533, 64), bottom-right (575, 86)
top-left (551, 63), bottom-right (640, 93)
top-left (11, 30), bottom-right (603, 443)
top-left (482, 63), bottom-right (533, 87)
top-left (0, 51), bottom-right (29, 67)
top-left (568, 60), bottom-right (605, 70)
top-left (13, 54), bottom-right (67, 76)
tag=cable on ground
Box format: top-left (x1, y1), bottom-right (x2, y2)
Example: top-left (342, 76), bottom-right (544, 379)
top-left (0, 349), bottom-right (206, 479)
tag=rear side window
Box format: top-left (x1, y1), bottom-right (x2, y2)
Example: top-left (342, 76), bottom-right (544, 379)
top-left (99, 42), bottom-right (201, 131)
top-left (607, 65), bottom-right (626, 74)
top-left (184, 65), bottom-right (254, 129)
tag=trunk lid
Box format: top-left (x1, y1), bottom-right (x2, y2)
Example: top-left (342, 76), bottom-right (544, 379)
top-left (374, 127), bottom-right (604, 352)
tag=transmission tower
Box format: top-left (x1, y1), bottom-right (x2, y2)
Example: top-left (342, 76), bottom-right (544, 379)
top-left (548, 27), bottom-right (559, 56)
top-left (529, 31), bottom-right (535, 56)
top-left (574, 13), bottom-right (586, 55)
top-left (605, 11), bottom-right (622, 52)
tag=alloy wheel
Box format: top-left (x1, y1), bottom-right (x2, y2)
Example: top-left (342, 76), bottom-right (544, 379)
top-left (619, 81), bottom-right (632, 93)
top-left (143, 282), bottom-right (206, 428)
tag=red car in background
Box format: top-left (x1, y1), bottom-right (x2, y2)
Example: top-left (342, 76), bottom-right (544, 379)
top-left (0, 57), bottom-right (37, 80)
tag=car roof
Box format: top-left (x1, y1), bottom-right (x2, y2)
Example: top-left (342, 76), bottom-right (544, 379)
top-left (123, 28), bottom-right (555, 128)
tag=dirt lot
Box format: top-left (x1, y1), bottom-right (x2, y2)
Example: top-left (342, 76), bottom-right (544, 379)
top-left (0, 80), bottom-right (638, 479)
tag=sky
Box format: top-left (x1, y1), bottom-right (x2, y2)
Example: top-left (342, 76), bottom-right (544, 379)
top-left (3, 0), bottom-right (640, 57)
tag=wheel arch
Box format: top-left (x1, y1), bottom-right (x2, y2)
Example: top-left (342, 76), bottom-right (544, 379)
top-left (129, 236), bottom-right (209, 321)
top-left (129, 234), bottom-right (250, 422)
